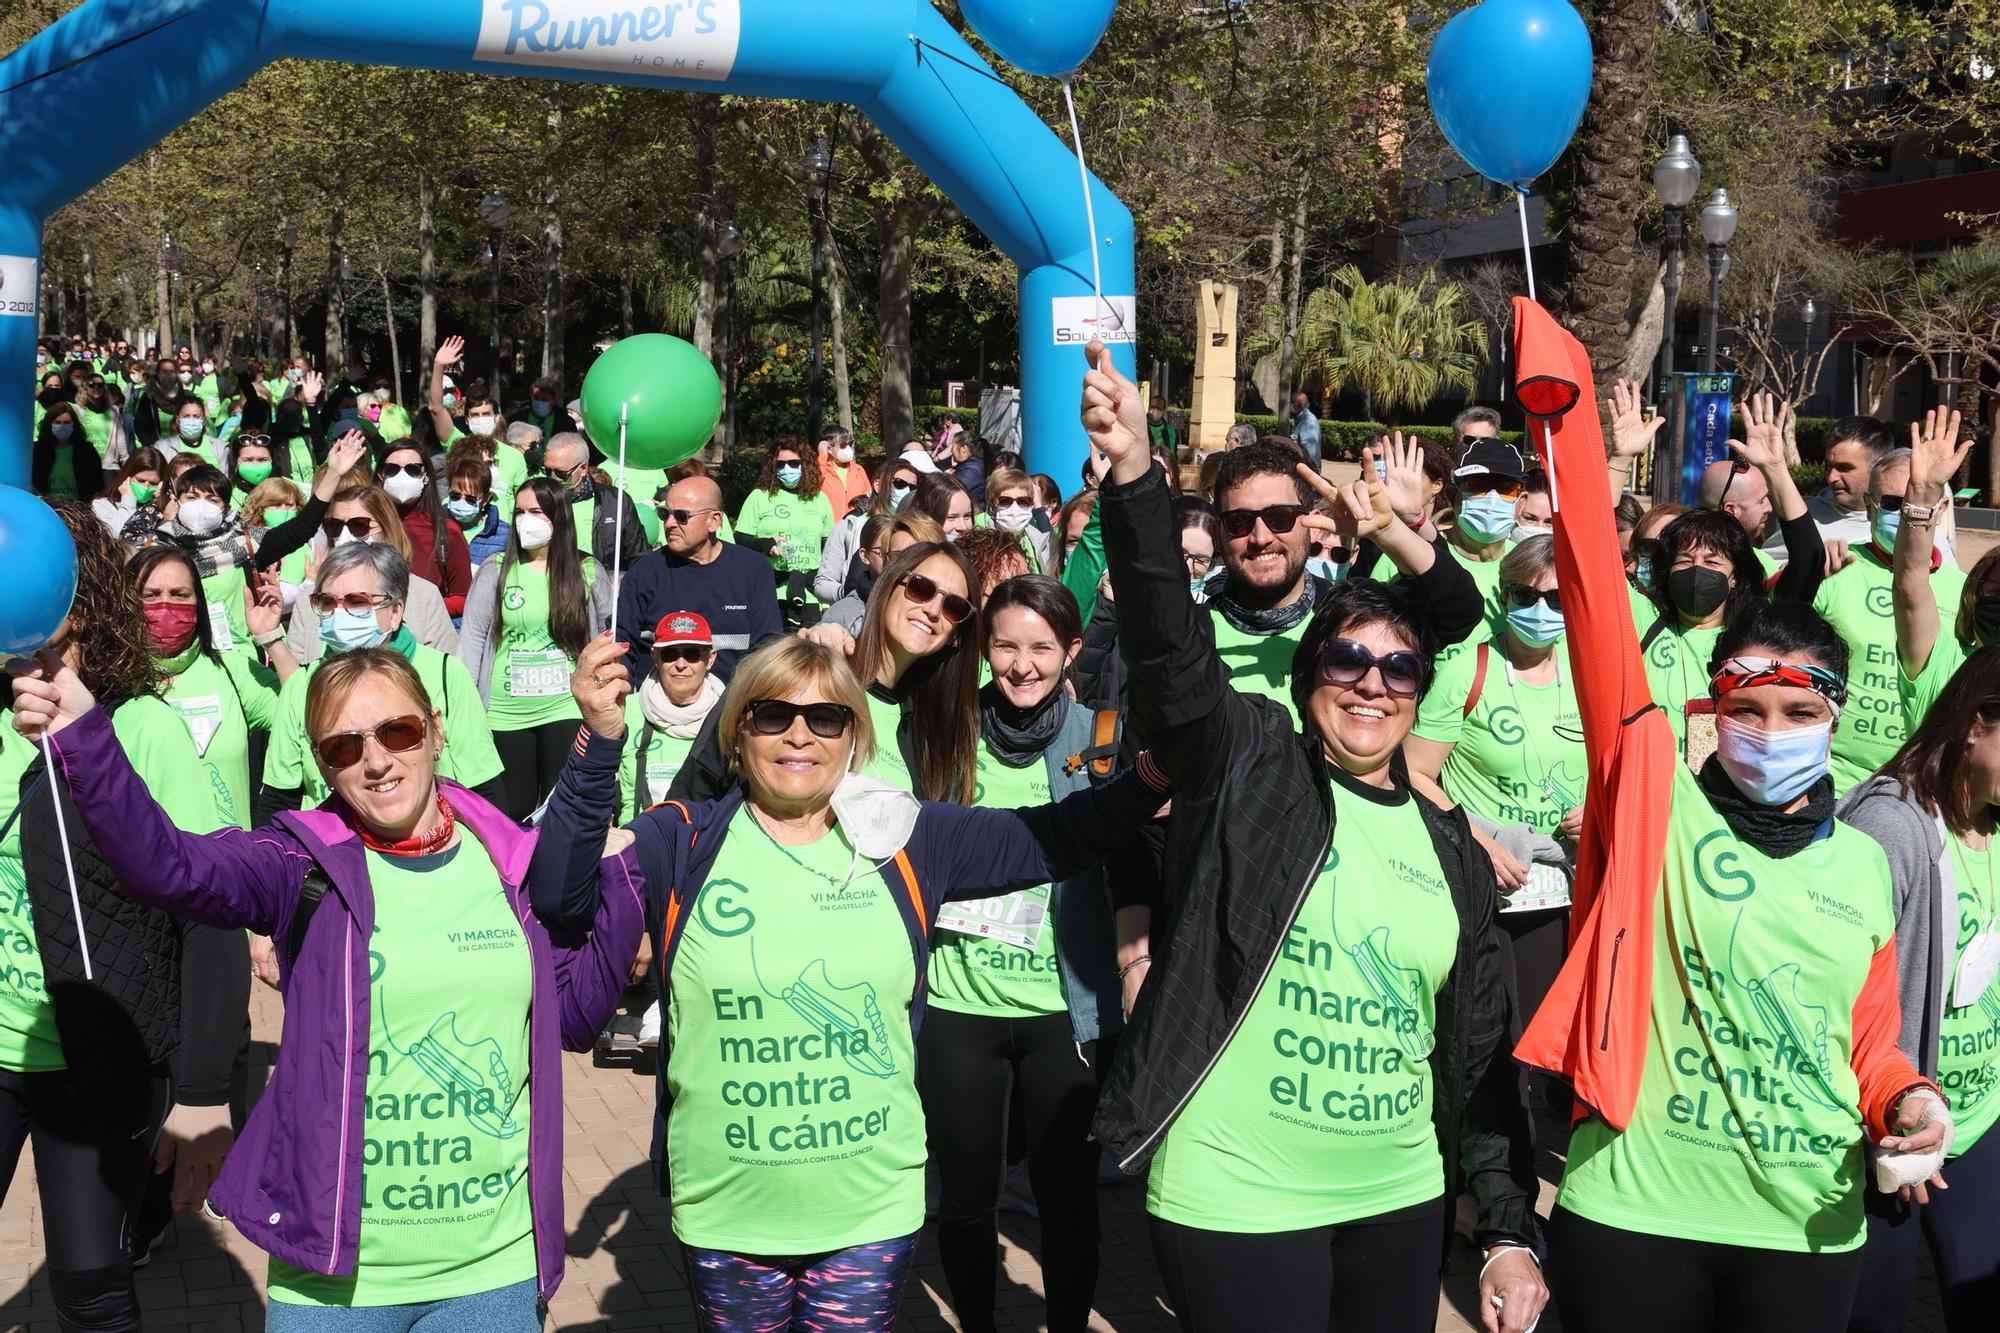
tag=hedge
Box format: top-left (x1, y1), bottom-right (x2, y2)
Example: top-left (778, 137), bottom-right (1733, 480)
top-left (1227, 416), bottom-right (1525, 462)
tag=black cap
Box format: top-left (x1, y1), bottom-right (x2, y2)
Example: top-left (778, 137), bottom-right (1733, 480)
top-left (1453, 438), bottom-right (1526, 482)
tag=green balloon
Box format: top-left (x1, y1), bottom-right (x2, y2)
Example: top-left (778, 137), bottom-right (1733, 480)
top-left (579, 334), bottom-right (723, 469)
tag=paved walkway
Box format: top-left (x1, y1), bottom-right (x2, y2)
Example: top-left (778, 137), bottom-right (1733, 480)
top-left (0, 988), bottom-right (1958, 1330)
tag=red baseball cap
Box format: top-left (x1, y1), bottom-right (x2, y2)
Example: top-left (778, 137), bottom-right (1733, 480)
top-left (653, 611), bottom-right (713, 648)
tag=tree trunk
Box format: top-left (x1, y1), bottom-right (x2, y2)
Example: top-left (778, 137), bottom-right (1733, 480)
top-left (80, 242), bottom-right (96, 336)
top-left (1986, 397), bottom-right (1999, 506)
top-left (828, 236), bottom-right (854, 433)
top-left (1622, 263), bottom-right (1666, 385)
top-left (380, 266), bottom-right (402, 404)
top-left (878, 204), bottom-right (916, 448)
top-left (118, 270), bottom-right (139, 347)
top-left (541, 120), bottom-right (565, 386)
top-left (620, 252), bottom-right (634, 339)
top-left (1251, 216), bottom-right (1284, 411)
top-left (1277, 166), bottom-right (1310, 407)
top-left (1559, 0), bottom-right (1656, 387)
top-left (325, 205), bottom-right (347, 374)
top-left (692, 103), bottom-right (719, 358)
top-left (417, 166), bottom-right (438, 386)
top-left (155, 252), bottom-right (171, 353)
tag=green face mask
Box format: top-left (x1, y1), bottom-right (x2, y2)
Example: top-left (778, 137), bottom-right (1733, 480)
top-left (129, 481), bottom-right (157, 506)
top-left (238, 460), bottom-right (273, 486)
top-left (261, 507), bottom-right (297, 528)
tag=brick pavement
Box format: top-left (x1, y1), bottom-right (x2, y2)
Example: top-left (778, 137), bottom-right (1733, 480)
top-left (0, 984), bottom-right (1956, 1331)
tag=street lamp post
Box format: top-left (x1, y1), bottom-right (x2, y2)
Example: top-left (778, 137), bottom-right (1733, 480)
top-left (1800, 297), bottom-right (1817, 412)
top-left (479, 188), bottom-right (514, 407)
top-left (804, 135), bottom-right (835, 444)
top-left (163, 234), bottom-right (180, 355)
top-left (338, 252), bottom-right (354, 373)
top-left (280, 218), bottom-right (297, 360)
top-left (1651, 135), bottom-right (1701, 501)
top-left (1699, 188), bottom-right (1739, 375)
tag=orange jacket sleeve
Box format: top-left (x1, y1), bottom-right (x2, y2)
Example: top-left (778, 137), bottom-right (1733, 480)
top-left (1849, 935), bottom-right (1937, 1138)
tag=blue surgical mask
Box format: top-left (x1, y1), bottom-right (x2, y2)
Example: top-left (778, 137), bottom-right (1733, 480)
top-left (320, 607), bottom-right (390, 654)
top-left (50, 422), bottom-right (74, 441)
top-left (445, 497), bottom-right (483, 525)
top-left (1632, 556), bottom-right (1653, 590)
top-left (1458, 493), bottom-right (1518, 544)
top-left (776, 463), bottom-right (803, 488)
top-left (531, 398), bottom-right (554, 417)
top-left (1506, 599), bottom-right (1566, 647)
top-left (1715, 714), bottom-right (1833, 806)
top-left (1190, 575), bottom-right (1210, 600)
top-left (1306, 555), bottom-right (1346, 585)
top-left (1873, 507), bottom-right (1901, 552)
top-left (891, 482), bottom-right (914, 508)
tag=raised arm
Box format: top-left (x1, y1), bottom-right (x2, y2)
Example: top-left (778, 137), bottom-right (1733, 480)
top-left (1734, 394), bottom-right (1826, 605)
top-left (1894, 408), bottom-right (1969, 677)
top-left (429, 336), bottom-right (466, 443)
top-left (1604, 378), bottom-right (1665, 497)
top-left (526, 638), bottom-right (630, 931)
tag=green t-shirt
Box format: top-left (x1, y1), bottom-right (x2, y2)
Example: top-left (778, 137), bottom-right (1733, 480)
top-left (1640, 617), bottom-right (1724, 751)
top-left (485, 561), bottom-right (589, 732)
top-left (600, 461), bottom-right (668, 546)
top-left (1374, 543), bottom-right (1508, 657)
top-left (1211, 612), bottom-right (1309, 723)
top-left (1899, 633), bottom-right (1971, 734)
top-left (74, 403), bottom-right (115, 456)
top-left (618, 693), bottom-right (702, 822)
top-left (270, 836), bottom-right (535, 1306)
top-left (159, 647), bottom-right (280, 831)
top-left (1940, 835), bottom-right (2000, 1154)
top-left (927, 744), bottom-right (1065, 1020)
top-left (0, 698), bottom-right (226, 1074)
top-left (1813, 549), bottom-right (1966, 793)
top-left (200, 569), bottom-right (251, 656)
top-left (492, 447), bottom-right (527, 524)
top-left (664, 807), bottom-right (923, 1252)
top-left (864, 691), bottom-right (912, 792)
top-left (265, 645), bottom-right (505, 804)
top-left (736, 488), bottom-right (835, 577)
top-left (43, 445), bottom-right (79, 500)
top-left (1558, 763), bottom-right (1895, 1253)
top-left (1146, 779), bottom-right (1458, 1230)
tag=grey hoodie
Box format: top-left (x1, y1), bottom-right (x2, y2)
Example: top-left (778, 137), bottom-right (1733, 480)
top-left (1838, 773), bottom-right (1960, 1079)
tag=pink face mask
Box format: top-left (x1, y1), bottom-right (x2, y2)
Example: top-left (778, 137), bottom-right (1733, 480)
top-left (363, 404), bottom-right (384, 423)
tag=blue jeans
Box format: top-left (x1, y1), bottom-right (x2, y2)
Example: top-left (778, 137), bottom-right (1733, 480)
top-left (265, 1277), bottom-right (541, 1332)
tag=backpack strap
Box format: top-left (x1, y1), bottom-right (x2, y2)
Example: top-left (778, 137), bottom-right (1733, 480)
top-left (1463, 641), bottom-right (1491, 717)
top-left (633, 718), bottom-right (659, 813)
top-left (1641, 614), bottom-right (1672, 652)
top-left (1063, 708), bottom-right (1123, 781)
top-left (287, 864), bottom-right (330, 960)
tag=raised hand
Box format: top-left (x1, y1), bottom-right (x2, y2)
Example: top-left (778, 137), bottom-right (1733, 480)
top-left (1822, 539), bottom-right (1855, 579)
top-left (1079, 341), bottom-right (1150, 484)
top-left (245, 570), bottom-right (283, 639)
top-left (573, 634), bottom-right (632, 739)
top-left (1728, 392), bottom-right (1791, 472)
top-left (1909, 406), bottom-right (1970, 500)
top-left (327, 431), bottom-right (368, 477)
top-left (436, 334), bottom-right (466, 369)
top-left (1297, 463), bottom-right (1393, 541)
top-left (301, 370), bottom-right (323, 405)
top-left (1368, 430), bottom-right (1428, 524)
top-left (1606, 378), bottom-right (1665, 462)
top-left (8, 651), bottom-right (97, 742)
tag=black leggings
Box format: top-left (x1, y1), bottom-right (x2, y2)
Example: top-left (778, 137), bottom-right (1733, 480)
top-left (1148, 1196), bottom-right (1446, 1332)
top-left (1848, 1123), bottom-right (2000, 1332)
top-left (491, 719), bottom-right (579, 822)
top-left (915, 1008), bottom-right (1106, 1333)
top-left (0, 1064), bottom-right (172, 1331)
top-left (1549, 1206), bottom-right (1866, 1333)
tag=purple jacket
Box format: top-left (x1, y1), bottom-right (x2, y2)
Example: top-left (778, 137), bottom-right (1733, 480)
top-left (48, 706), bottom-right (644, 1302)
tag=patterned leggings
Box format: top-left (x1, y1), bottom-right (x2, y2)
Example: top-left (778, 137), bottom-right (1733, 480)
top-left (682, 1233), bottom-right (918, 1332)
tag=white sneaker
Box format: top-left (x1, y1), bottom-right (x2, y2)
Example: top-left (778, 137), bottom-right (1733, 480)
top-left (637, 1001), bottom-right (662, 1049)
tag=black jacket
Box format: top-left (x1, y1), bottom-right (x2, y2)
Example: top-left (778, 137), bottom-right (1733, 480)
top-left (1090, 465), bottom-right (1540, 1252)
top-left (575, 478), bottom-right (651, 577)
top-left (32, 423), bottom-right (102, 499)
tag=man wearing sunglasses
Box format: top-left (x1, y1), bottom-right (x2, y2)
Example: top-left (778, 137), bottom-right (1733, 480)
top-left (616, 474), bottom-right (782, 687)
top-left (254, 541), bottom-right (506, 827)
top-left (1437, 437), bottom-right (1534, 637)
top-left (540, 432), bottom-right (651, 574)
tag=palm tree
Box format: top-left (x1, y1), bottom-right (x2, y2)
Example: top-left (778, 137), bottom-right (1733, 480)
top-left (1296, 265), bottom-right (1488, 421)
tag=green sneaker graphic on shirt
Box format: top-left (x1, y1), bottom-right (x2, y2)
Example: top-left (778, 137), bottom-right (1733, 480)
top-left (1345, 925), bottom-right (1430, 1060)
top-left (1745, 963), bottom-right (1843, 1113)
top-left (386, 995), bottom-right (525, 1140)
top-left (753, 945), bottom-right (897, 1080)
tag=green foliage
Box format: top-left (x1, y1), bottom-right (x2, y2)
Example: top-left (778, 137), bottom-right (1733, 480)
top-left (1297, 267), bottom-right (1487, 421)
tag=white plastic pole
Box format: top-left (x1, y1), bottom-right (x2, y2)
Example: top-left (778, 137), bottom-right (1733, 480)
top-left (1062, 79), bottom-right (1112, 330)
top-left (41, 730), bottom-right (90, 980)
top-left (609, 402), bottom-right (629, 645)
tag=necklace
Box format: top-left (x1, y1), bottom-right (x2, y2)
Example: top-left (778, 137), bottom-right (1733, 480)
top-left (356, 794), bottom-right (457, 857)
top-left (748, 806), bottom-right (859, 894)
top-left (1501, 651), bottom-right (1575, 812)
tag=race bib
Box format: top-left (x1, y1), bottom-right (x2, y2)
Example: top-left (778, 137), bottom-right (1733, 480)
top-left (1501, 862), bottom-right (1572, 915)
top-left (208, 601), bottom-right (234, 652)
top-left (934, 888), bottom-right (1049, 952)
top-left (1953, 927), bottom-right (2000, 1010)
top-left (507, 648), bottom-right (571, 698)
top-left (168, 693), bottom-right (224, 757)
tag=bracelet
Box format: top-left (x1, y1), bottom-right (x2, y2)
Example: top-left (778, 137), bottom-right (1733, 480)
top-left (1479, 1244), bottom-right (1540, 1280)
top-left (1118, 955), bottom-right (1152, 981)
top-left (251, 628), bottom-right (286, 648)
top-left (1900, 502), bottom-right (1938, 524)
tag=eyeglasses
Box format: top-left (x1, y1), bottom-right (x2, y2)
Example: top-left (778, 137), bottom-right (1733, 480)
top-left (899, 571), bottom-right (974, 624)
top-left (1317, 637), bottom-right (1432, 699)
top-left (745, 699), bottom-right (855, 738)
top-left (655, 644), bottom-right (711, 665)
top-left (1506, 584), bottom-right (1563, 613)
top-left (1183, 550), bottom-right (1215, 574)
top-left (311, 590), bottom-right (391, 615)
top-left (380, 462), bottom-right (426, 480)
top-left (235, 432), bottom-right (272, 451)
top-left (1460, 476), bottom-right (1524, 499)
top-left (314, 714), bottom-right (428, 770)
top-left (658, 506), bottom-right (718, 525)
top-left (1219, 504), bottom-right (1308, 539)
top-left (322, 517), bottom-right (375, 542)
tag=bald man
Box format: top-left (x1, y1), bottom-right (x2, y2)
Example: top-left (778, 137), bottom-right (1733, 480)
top-left (1697, 458), bottom-right (1773, 543)
top-left (616, 475), bottom-right (782, 682)
top-left (541, 430), bottom-right (650, 573)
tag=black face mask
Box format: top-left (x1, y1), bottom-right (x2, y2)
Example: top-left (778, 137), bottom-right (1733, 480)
top-left (1974, 594), bottom-right (2000, 646)
top-left (1667, 566), bottom-right (1732, 620)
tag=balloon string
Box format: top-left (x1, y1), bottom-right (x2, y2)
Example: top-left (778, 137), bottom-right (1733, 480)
top-left (610, 404), bottom-right (628, 648)
top-left (1062, 79), bottom-right (1108, 322)
top-left (1516, 190), bottom-right (1537, 304)
top-left (41, 730), bottom-right (91, 981)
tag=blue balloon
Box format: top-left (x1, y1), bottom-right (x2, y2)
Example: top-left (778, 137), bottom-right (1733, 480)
top-left (1427, 0), bottom-right (1594, 187)
top-left (0, 486), bottom-right (77, 655)
top-left (960, 0), bottom-right (1120, 79)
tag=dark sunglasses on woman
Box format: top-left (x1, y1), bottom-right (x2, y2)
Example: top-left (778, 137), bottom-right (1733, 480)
top-left (655, 645), bottom-right (711, 665)
top-left (314, 715), bottom-right (428, 769)
top-left (900, 572), bottom-right (973, 624)
top-left (322, 516), bottom-right (374, 542)
top-left (380, 462), bottom-right (427, 480)
top-left (1506, 585), bottom-right (1563, 613)
top-left (1317, 637), bottom-right (1432, 699)
top-left (745, 699), bottom-right (855, 738)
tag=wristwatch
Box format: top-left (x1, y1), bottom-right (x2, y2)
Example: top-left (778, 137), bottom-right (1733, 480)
top-left (1901, 502), bottom-right (1939, 524)
top-left (251, 627), bottom-right (286, 648)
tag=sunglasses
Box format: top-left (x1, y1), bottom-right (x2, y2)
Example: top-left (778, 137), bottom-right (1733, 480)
top-left (312, 590), bottom-right (391, 615)
top-left (380, 462), bottom-right (426, 480)
top-left (994, 496), bottom-right (1033, 510)
top-left (314, 714), bottom-right (427, 770)
top-left (1716, 459), bottom-right (1752, 506)
top-left (1220, 504), bottom-right (1308, 539)
top-left (1877, 494), bottom-right (1906, 513)
top-left (1317, 637), bottom-right (1432, 699)
top-left (1506, 585), bottom-right (1563, 613)
top-left (235, 432), bottom-right (272, 451)
top-left (745, 699), bottom-right (855, 738)
top-left (448, 490), bottom-right (486, 506)
top-left (900, 571), bottom-right (973, 624)
top-left (655, 644), bottom-right (711, 665)
top-left (1460, 476), bottom-right (1524, 499)
top-left (658, 506), bottom-right (718, 525)
top-left (322, 517), bottom-right (375, 542)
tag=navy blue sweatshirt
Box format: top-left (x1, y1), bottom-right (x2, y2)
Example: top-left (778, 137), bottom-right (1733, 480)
top-left (616, 539), bottom-right (783, 683)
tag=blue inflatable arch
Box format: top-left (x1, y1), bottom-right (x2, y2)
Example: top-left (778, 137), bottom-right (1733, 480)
top-left (0, 0), bottom-right (1138, 486)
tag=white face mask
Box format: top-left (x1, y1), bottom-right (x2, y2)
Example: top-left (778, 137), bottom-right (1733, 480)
top-left (994, 505), bottom-right (1032, 533)
top-left (467, 415), bottom-right (498, 438)
top-left (835, 445), bottom-right (855, 464)
top-left (383, 472), bottom-right (427, 505)
top-left (177, 498), bottom-right (224, 535)
top-left (1513, 523), bottom-right (1553, 539)
top-left (514, 513), bottom-right (555, 550)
